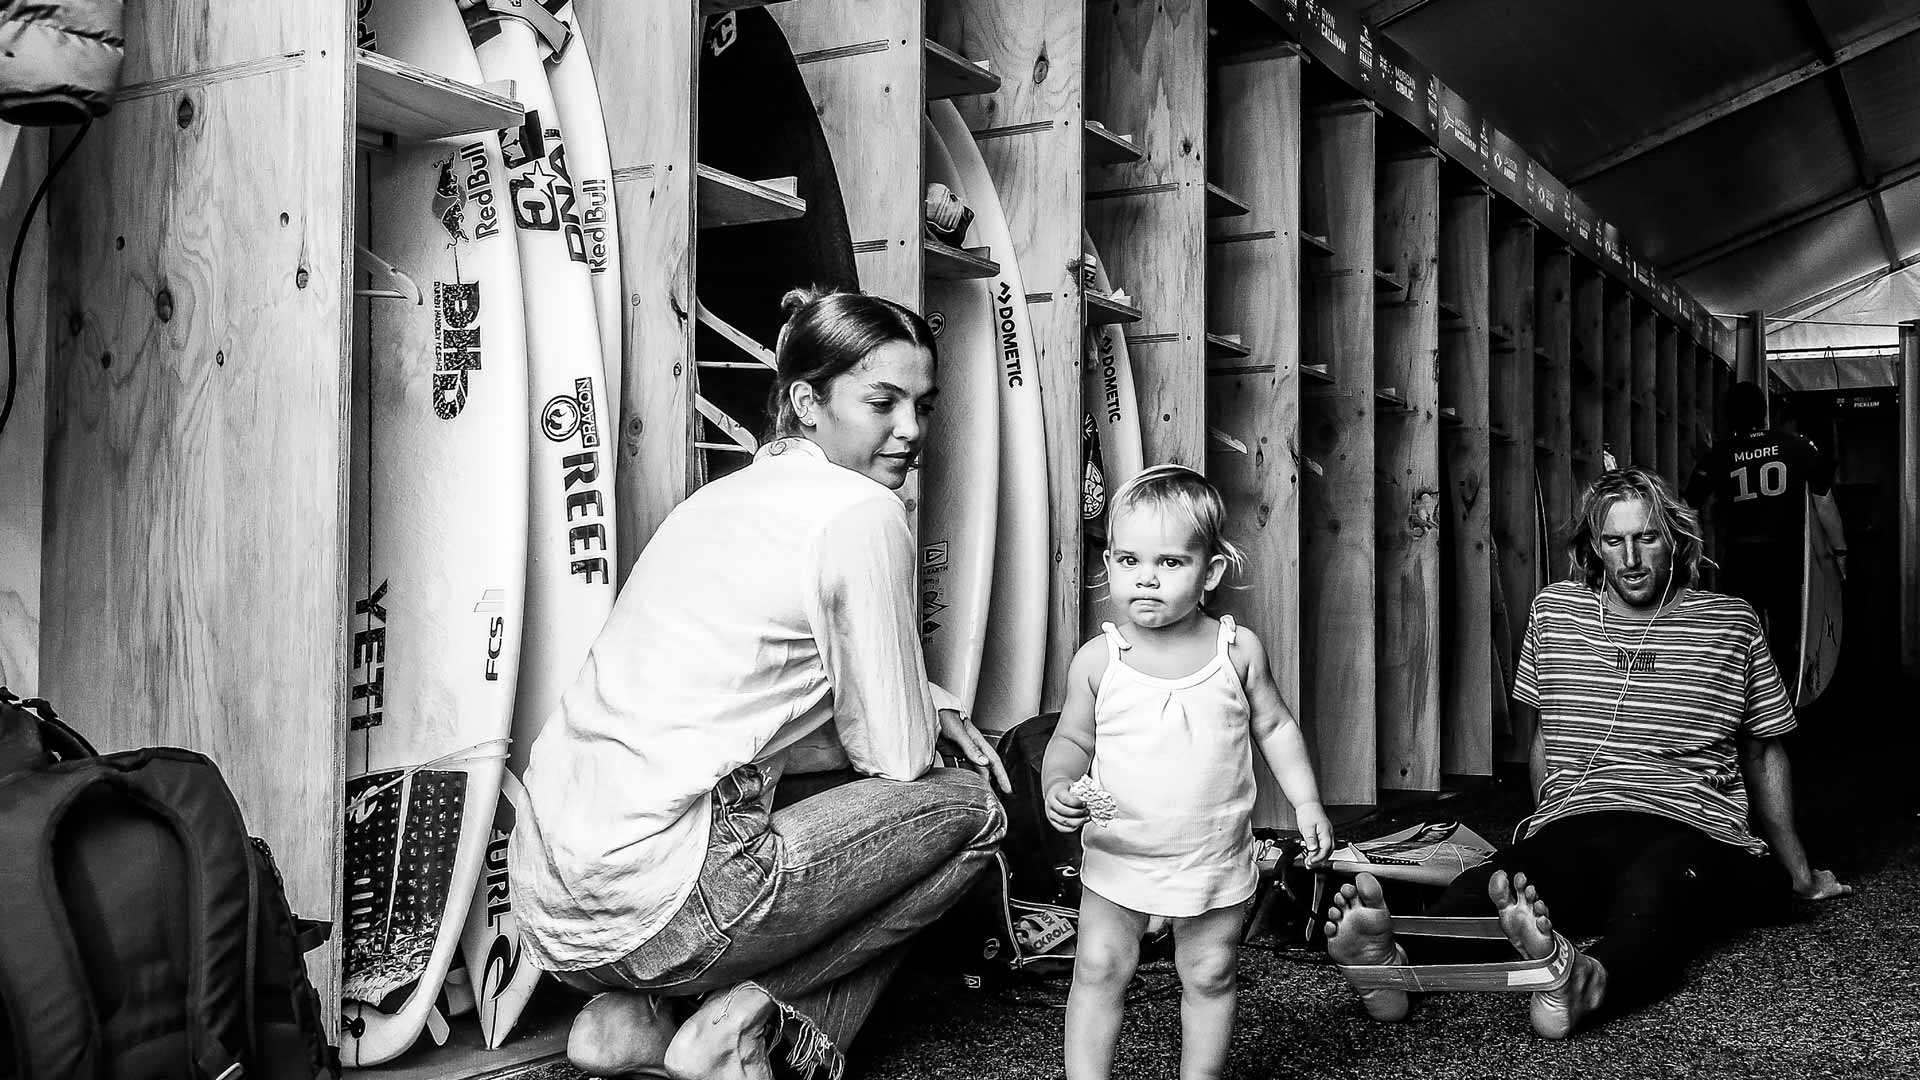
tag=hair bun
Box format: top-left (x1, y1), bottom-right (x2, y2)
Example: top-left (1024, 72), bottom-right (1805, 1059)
top-left (780, 286), bottom-right (835, 318)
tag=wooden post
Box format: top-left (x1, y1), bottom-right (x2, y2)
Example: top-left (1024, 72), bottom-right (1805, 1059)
top-left (1087, 0), bottom-right (1207, 469)
top-left (1603, 283), bottom-right (1631, 468)
top-left (1656, 321), bottom-right (1679, 480)
top-left (1299, 101), bottom-right (1377, 808)
top-left (931, 0), bottom-right (1085, 710)
top-left (1489, 214), bottom-right (1536, 763)
top-left (1438, 185), bottom-right (1492, 779)
top-left (772, 1), bottom-right (924, 306)
top-left (43, 5), bottom-right (354, 1008)
top-left (1374, 147), bottom-right (1442, 794)
top-left (0, 131), bottom-right (47, 690)
top-left (1631, 304), bottom-right (1656, 467)
top-left (584, 0), bottom-right (696, 569)
top-left (1676, 337), bottom-right (1696, 479)
top-left (1570, 264), bottom-right (1605, 492)
top-left (1207, 50), bottom-right (1302, 824)
top-left (1736, 309), bottom-right (1768, 413)
top-left (1901, 322), bottom-right (1920, 678)
top-left (1534, 241), bottom-right (1573, 579)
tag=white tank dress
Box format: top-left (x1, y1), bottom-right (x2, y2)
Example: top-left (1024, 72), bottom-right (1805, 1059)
top-left (1080, 617), bottom-right (1260, 917)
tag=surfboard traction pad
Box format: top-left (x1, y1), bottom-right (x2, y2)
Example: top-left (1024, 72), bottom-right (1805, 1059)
top-left (343, 768), bottom-right (467, 1009)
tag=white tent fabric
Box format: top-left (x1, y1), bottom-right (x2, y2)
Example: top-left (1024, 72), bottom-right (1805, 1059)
top-left (1762, 266), bottom-right (1916, 390)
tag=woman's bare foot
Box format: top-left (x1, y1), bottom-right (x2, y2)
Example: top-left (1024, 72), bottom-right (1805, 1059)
top-left (567, 991), bottom-right (676, 1078)
top-left (1323, 872), bottom-right (1411, 1021)
top-left (1489, 870), bottom-right (1606, 1039)
top-left (662, 983), bottom-right (779, 1080)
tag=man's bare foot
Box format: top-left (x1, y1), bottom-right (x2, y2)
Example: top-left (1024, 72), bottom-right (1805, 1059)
top-left (662, 983), bottom-right (778, 1080)
top-left (1323, 872), bottom-right (1411, 1021)
top-left (1489, 870), bottom-right (1606, 1039)
top-left (568, 992), bottom-right (676, 1078)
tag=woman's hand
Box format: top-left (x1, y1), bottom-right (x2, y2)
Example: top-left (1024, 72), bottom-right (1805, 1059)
top-left (1795, 868), bottom-right (1854, 901)
top-left (1045, 780), bottom-right (1088, 833)
top-left (937, 708), bottom-right (1011, 793)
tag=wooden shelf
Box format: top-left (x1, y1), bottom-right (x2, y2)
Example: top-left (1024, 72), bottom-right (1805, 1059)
top-left (1300, 231), bottom-right (1335, 258)
top-left (696, 165), bottom-right (805, 228)
top-left (1535, 345), bottom-right (1555, 366)
top-left (1085, 120), bottom-right (1143, 166)
top-left (1206, 182), bottom-right (1252, 218)
top-left (1374, 387), bottom-right (1411, 411)
top-left (1206, 332), bottom-right (1250, 358)
top-left (926, 39), bottom-right (1000, 99)
top-left (1301, 363), bottom-right (1334, 385)
top-left (1437, 298), bottom-right (1464, 322)
top-left (925, 238), bottom-right (999, 279)
top-left (355, 50), bottom-right (521, 144)
top-left (1086, 289), bottom-right (1143, 325)
top-left (1440, 405), bottom-right (1463, 426)
top-left (1489, 423), bottom-right (1516, 444)
top-left (1535, 437), bottom-right (1554, 452)
top-left (1489, 325), bottom-right (1514, 346)
top-left (1374, 267), bottom-right (1406, 294)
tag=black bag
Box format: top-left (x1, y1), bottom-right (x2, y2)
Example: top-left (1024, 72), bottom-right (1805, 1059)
top-left (0, 688), bottom-right (340, 1080)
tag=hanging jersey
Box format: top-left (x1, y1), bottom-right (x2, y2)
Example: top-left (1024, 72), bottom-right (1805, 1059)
top-left (1684, 429), bottom-right (1832, 546)
top-left (1079, 617), bottom-right (1259, 917)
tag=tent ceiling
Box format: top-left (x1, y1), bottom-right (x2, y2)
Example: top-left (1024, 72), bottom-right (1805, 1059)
top-left (1364, 0), bottom-right (1920, 318)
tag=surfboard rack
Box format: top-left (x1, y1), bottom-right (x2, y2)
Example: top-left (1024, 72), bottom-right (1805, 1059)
top-left (1207, 426), bottom-right (1250, 455)
top-left (925, 237), bottom-right (1000, 279)
top-left (1206, 332), bottom-right (1250, 359)
top-left (1374, 267), bottom-right (1408, 295)
top-left (694, 301), bottom-right (778, 369)
top-left (1205, 182), bottom-right (1252, 218)
top-left (1302, 363), bottom-right (1335, 385)
top-left (352, 242), bottom-right (423, 305)
top-left (1374, 387), bottom-right (1413, 412)
top-left (1301, 231), bottom-right (1336, 258)
top-left (925, 39), bottom-right (1001, 99)
top-left (694, 395), bottom-right (760, 454)
top-left (696, 165), bottom-right (806, 228)
top-left (1084, 120), bottom-right (1142, 166)
top-left (354, 50), bottom-right (522, 149)
top-left (1085, 289), bottom-right (1142, 326)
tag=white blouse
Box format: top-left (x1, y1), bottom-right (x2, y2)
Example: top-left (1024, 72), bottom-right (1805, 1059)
top-left (508, 437), bottom-right (946, 971)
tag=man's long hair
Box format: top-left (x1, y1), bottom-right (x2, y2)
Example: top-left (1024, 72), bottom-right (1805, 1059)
top-left (1567, 467), bottom-right (1704, 590)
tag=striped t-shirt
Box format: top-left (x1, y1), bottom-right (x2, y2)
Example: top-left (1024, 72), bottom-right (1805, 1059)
top-left (1512, 582), bottom-right (1795, 854)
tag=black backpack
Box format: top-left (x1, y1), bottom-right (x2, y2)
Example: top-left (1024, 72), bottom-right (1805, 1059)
top-left (0, 688), bottom-right (339, 1080)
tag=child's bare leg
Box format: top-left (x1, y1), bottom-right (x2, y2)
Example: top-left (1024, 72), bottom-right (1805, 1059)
top-left (1170, 900), bottom-right (1248, 1080)
top-left (1065, 888), bottom-right (1149, 1080)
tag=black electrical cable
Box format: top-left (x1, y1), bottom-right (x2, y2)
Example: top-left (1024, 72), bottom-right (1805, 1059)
top-left (1, 116), bottom-right (91, 446)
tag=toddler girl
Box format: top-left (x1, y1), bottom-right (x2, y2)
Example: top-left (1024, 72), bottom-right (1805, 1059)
top-left (1043, 464), bottom-right (1334, 1080)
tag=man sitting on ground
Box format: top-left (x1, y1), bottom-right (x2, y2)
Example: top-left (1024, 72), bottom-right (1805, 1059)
top-left (1324, 467), bottom-right (1851, 1038)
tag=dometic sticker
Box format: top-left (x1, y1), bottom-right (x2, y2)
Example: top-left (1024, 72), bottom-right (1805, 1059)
top-left (433, 282), bottom-right (482, 420)
top-left (1095, 329), bottom-right (1122, 423)
top-left (996, 282), bottom-right (1025, 387)
top-left (348, 580), bottom-right (389, 731)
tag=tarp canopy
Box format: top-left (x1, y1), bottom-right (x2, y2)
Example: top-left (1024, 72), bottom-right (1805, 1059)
top-left (1367, 0), bottom-right (1920, 359)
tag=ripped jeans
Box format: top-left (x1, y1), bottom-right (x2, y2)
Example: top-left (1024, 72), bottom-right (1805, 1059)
top-left (564, 763), bottom-right (1005, 1077)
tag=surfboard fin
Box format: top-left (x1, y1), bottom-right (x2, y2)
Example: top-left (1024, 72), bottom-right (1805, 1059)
top-left (1207, 426), bottom-right (1249, 455)
top-left (353, 242), bottom-right (422, 305)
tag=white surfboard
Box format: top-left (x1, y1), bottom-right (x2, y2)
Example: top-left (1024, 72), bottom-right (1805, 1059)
top-left (343, 0), bottom-right (529, 1065)
top-left (1797, 489), bottom-right (1844, 706)
top-left (539, 0), bottom-right (623, 425)
top-left (1079, 231), bottom-right (1144, 637)
top-left (928, 102), bottom-right (1047, 733)
top-left (918, 123), bottom-right (1001, 713)
top-left (461, 0), bottom-right (620, 1051)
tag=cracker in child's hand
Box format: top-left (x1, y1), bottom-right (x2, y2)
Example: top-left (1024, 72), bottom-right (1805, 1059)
top-left (1071, 775), bottom-right (1117, 825)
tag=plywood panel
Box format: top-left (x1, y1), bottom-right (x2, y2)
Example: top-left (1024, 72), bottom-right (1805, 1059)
top-left (1208, 52), bottom-right (1302, 824)
top-left (583, 0), bottom-right (696, 571)
top-left (1657, 322), bottom-right (1680, 482)
top-left (931, 0), bottom-right (1085, 711)
top-left (43, 32), bottom-right (351, 1008)
top-left (1299, 102), bottom-right (1376, 808)
top-left (125, 0), bottom-right (317, 82)
top-left (1087, 0), bottom-right (1206, 469)
top-left (1677, 338), bottom-right (1699, 478)
top-left (1571, 265), bottom-right (1605, 492)
top-left (0, 132), bottom-right (47, 691)
top-left (1438, 186), bottom-right (1491, 779)
top-left (1631, 305), bottom-right (1657, 468)
top-left (773, 1), bottom-right (923, 306)
top-left (1603, 283), bottom-right (1632, 470)
top-left (1535, 243), bottom-right (1573, 578)
top-left (1489, 216), bottom-right (1536, 764)
top-left (1373, 150), bottom-right (1441, 794)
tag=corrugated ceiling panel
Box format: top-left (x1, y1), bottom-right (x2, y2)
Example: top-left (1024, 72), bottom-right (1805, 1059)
top-left (1875, 172), bottom-right (1920, 259)
top-left (1833, 35), bottom-right (1920, 177)
top-left (1678, 200), bottom-right (1884, 313)
top-left (1806, 0), bottom-right (1920, 46)
top-left (1577, 78), bottom-right (1858, 265)
top-left (1383, 0), bottom-right (1818, 171)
